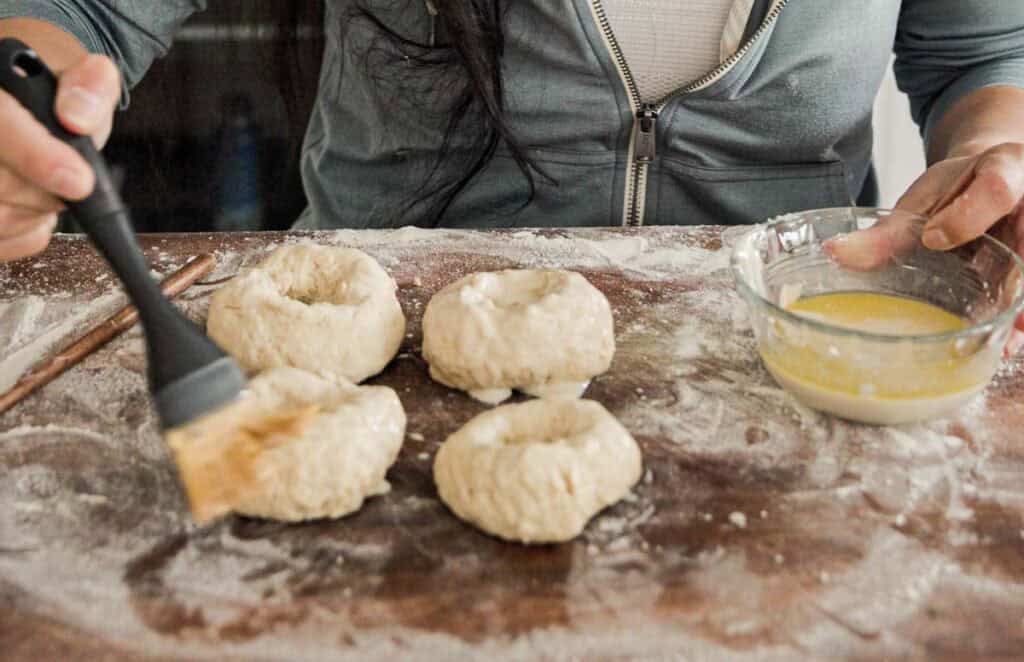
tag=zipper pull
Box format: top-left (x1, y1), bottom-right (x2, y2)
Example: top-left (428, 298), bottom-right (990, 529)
top-left (634, 105), bottom-right (658, 163)
top-left (425, 0), bottom-right (439, 47)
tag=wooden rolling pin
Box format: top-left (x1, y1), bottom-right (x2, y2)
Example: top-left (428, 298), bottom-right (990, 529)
top-left (0, 253), bottom-right (217, 415)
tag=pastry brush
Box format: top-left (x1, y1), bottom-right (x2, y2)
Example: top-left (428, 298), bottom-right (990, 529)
top-left (0, 38), bottom-right (297, 522)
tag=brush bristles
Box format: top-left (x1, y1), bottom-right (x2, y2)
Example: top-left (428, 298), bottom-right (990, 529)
top-left (164, 403), bottom-right (321, 524)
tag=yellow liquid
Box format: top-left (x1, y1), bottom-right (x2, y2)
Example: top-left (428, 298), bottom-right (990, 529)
top-left (761, 292), bottom-right (985, 401)
top-left (787, 291), bottom-right (967, 337)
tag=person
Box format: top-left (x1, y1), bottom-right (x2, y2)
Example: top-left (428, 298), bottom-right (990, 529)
top-left (0, 1), bottom-right (1022, 288)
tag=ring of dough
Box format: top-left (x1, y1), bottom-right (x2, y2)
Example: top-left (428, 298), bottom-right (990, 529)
top-left (170, 367), bottom-right (406, 522)
top-left (422, 270), bottom-right (615, 403)
top-left (207, 244), bottom-right (406, 383)
top-left (433, 399), bottom-right (642, 543)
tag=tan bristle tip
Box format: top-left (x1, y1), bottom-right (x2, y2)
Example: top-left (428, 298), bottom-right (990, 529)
top-left (164, 404), bottom-right (323, 523)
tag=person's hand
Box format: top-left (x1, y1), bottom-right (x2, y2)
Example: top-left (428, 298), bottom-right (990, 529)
top-left (896, 142), bottom-right (1024, 255)
top-left (828, 144), bottom-right (1024, 355)
top-left (897, 143), bottom-right (1024, 355)
top-left (0, 53), bottom-right (119, 261)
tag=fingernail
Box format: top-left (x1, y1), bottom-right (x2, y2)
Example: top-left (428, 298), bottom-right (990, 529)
top-left (833, 231), bottom-right (871, 250)
top-left (50, 167), bottom-right (90, 199)
top-left (922, 227), bottom-right (952, 250)
top-left (826, 231), bottom-right (876, 270)
top-left (57, 86), bottom-right (102, 128)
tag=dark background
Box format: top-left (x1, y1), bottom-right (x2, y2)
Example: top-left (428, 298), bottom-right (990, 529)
top-left (100, 2), bottom-right (325, 233)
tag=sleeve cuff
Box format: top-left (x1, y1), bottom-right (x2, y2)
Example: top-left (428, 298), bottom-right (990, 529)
top-left (0, 2), bottom-right (131, 108)
top-left (924, 58), bottom-right (1024, 147)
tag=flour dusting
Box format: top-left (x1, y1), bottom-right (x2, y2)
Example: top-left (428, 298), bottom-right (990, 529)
top-left (0, 229), bottom-right (1021, 661)
top-left (0, 291), bottom-right (124, 392)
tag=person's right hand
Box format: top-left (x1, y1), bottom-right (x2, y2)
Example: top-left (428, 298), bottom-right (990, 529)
top-left (0, 53), bottom-right (119, 261)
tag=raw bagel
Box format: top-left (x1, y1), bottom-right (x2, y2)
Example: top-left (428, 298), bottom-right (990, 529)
top-left (173, 367), bottom-right (406, 522)
top-left (433, 399), bottom-right (641, 543)
top-left (422, 270), bottom-right (615, 403)
top-left (207, 244), bottom-right (405, 383)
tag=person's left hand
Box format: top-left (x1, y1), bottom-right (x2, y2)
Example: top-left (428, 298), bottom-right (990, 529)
top-left (896, 142), bottom-right (1024, 354)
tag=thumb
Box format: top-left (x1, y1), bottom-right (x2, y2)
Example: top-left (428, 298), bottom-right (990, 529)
top-left (824, 210), bottom-right (920, 272)
top-left (54, 54), bottom-right (120, 145)
top-left (894, 157), bottom-right (971, 217)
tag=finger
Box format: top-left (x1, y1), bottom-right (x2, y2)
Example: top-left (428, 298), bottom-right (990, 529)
top-left (924, 161), bottom-right (977, 217)
top-left (0, 167), bottom-right (65, 212)
top-left (0, 213), bottom-right (56, 262)
top-left (923, 149), bottom-right (1024, 250)
top-left (0, 91), bottom-right (94, 199)
top-left (0, 206), bottom-right (60, 239)
top-left (824, 211), bottom-right (920, 271)
top-left (55, 54), bottom-right (120, 144)
top-left (895, 158), bottom-right (969, 216)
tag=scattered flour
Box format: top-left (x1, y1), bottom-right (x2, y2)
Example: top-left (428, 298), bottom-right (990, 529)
top-left (0, 291), bottom-right (124, 392)
top-left (0, 228), bottom-right (1019, 661)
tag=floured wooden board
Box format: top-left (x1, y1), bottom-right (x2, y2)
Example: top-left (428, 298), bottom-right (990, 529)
top-left (1, 227), bottom-right (1023, 661)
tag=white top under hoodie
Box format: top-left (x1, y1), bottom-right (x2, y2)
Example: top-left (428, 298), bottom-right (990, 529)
top-left (603, 0), bottom-right (756, 102)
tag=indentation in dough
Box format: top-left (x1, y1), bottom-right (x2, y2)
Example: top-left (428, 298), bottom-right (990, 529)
top-left (284, 278), bottom-right (357, 307)
top-left (434, 399), bottom-right (641, 543)
top-left (207, 244), bottom-right (406, 383)
top-left (463, 271), bottom-right (564, 308)
top-left (423, 270), bottom-right (614, 402)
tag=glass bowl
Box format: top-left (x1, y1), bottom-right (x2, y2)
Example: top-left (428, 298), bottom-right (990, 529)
top-left (731, 207), bottom-right (1024, 424)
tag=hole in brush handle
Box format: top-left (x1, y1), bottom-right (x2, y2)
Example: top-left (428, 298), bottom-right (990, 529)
top-left (12, 52), bottom-right (42, 78)
top-left (0, 39), bottom-right (75, 142)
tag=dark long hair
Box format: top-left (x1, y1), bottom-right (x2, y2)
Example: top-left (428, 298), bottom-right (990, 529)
top-left (276, 0), bottom-right (547, 226)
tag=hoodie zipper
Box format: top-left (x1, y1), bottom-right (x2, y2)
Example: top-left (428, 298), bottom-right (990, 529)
top-left (590, 0), bottom-right (789, 226)
top-left (424, 0), bottom-right (439, 46)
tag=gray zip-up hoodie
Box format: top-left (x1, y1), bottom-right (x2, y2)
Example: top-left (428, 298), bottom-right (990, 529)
top-left (4, 1), bottom-right (1024, 229)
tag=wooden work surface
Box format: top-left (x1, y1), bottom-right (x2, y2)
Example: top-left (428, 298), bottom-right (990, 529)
top-left (1, 227), bottom-right (1023, 661)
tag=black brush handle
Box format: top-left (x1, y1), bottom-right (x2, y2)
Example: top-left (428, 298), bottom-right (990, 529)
top-left (0, 39), bottom-right (229, 398)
